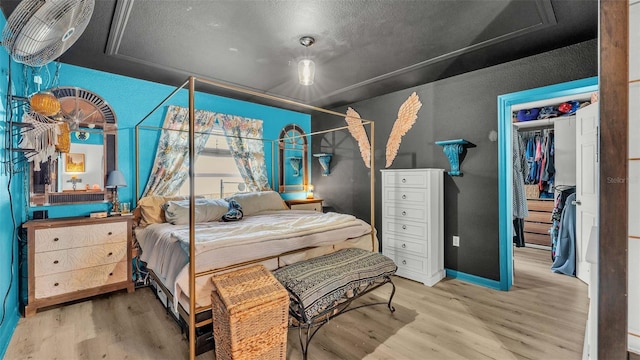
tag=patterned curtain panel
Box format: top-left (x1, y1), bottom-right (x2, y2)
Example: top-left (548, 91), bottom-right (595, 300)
top-left (142, 105), bottom-right (217, 196)
top-left (219, 114), bottom-right (271, 192)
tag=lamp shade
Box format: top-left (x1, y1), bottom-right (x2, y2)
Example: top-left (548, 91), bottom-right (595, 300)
top-left (30, 91), bottom-right (61, 116)
top-left (298, 59), bottom-right (315, 86)
top-left (106, 170), bottom-right (127, 188)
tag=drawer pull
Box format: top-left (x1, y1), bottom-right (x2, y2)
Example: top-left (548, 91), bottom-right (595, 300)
top-left (401, 211), bottom-right (406, 216)
top-left (402, 260), bottom-right (407, 265)
top-left (107, 252), bottom-right (113, 257)
top-left (402, 194), bottom-right (406, 199)
top-left (53, 237), bottom-right (59, 242)
top-left (53, 260), bottom-right (59, 264)
top-left (109, 272), bottom-right (113, 276)
top-left (108, 232), bottom-right (113, 236)
top-left (54, 282), bottom-right (59, 287)
top-left (402, 225), bottom-right (407, 230)
top-left (402, 243), bottom-right (406, 248)
top-left (402, 178), bottom-right (406, 183)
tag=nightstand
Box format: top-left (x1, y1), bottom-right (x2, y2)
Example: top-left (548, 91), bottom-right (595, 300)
top-left (22, 216), bottom-right (134, 317)
top-left (285, 198), bottom-right (323, 212)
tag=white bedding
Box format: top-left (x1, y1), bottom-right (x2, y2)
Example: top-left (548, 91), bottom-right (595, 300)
top-left (137, 210), bottom-right (373, 312)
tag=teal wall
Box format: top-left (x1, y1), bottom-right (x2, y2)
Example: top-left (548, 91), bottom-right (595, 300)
top-left (28, 63), bottom-right (311, 218)
top-left (0, 27), bottom-right (309, 355)
top-left (0, 13), bottom-right (25, 358)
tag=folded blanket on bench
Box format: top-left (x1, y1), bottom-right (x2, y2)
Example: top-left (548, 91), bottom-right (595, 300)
top-left (273, 248), bottom-right (397, 321)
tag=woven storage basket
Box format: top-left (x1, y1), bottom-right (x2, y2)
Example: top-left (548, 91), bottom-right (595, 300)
top-left (211, 265), bottom-right (289, 360)
top-left (525, 184), bottom-right (540, 199)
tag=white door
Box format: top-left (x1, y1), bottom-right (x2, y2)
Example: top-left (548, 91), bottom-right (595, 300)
top-left (575, 103), bottom-right (599, 284)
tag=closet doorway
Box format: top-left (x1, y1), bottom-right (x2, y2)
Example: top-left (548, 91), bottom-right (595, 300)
top-left (497, 77), bottom-right (598, 290)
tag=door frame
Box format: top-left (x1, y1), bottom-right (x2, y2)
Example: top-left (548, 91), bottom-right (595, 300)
top-left (497, 76), bottom-right (598, 290)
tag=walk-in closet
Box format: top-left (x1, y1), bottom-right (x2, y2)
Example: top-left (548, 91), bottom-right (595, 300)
top-left (511, 93), bottom-right (595, 279)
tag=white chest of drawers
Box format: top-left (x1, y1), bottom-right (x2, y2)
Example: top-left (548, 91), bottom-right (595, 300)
top-left (381, 168), bottom-right (444, 286)
top-left (23, 216), bottom-right (134, 316)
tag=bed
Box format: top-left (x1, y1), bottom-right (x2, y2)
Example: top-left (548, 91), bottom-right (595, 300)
top-left (135, 191), bottom-right (377, 314)
top-left (134, 76), bottom-right (377, 359)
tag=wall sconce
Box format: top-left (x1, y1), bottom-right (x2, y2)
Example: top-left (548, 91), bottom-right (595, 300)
top-left (106, 170), bottom-right (127, 214)
top-left (298, 36), bottom-right (316, 86)
top-left (435, 139), bottom-right (469, 176)
top-left (288, 156), bottom-right (302, 177)
top-left (313, 153), bottom-right (332, 176)
top-left (307, 184), bottom-right (314, 199)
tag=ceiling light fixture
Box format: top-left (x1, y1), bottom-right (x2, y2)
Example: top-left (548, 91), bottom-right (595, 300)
top-left (298, 36), bottom-right (316, 86)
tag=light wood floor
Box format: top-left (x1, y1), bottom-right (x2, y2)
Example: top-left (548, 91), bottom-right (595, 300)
top-left (5, 247), bottom-right (588, 359)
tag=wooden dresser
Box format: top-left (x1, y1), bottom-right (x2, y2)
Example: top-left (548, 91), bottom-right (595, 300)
top-left (285, 198), bottom-right (323, 212)
top-left (380, 169), bottom-right (444, 286)
top-left (524, 199), bottom-right (554, 247)
top-left (22, 216), bottom-right (134, 316)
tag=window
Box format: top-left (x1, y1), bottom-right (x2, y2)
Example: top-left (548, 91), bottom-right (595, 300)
top-left (176, 126), bottom-right (245, 199)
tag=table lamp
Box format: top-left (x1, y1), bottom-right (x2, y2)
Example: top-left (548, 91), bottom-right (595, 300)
top-left (106, 170), bottom-right (127, 214)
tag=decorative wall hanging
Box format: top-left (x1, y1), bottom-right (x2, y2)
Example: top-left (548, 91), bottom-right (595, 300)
top-left (435, 139), bottom-right (469, 176)
top-left (345, 107), bottom-right (371, 168)
top-left (313, 153), bottom-right (332, 176)
top-left (385, 92), bottom-right (422, 168)
top-left (344, 92), bottom-right (422, 169)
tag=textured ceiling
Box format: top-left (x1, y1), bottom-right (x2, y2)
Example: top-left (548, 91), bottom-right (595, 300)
top-left (1, 0), bottom-right (597, 112)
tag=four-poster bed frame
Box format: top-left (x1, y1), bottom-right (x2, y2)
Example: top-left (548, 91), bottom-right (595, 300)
top-left (133, 76), bottom-right (376, 359)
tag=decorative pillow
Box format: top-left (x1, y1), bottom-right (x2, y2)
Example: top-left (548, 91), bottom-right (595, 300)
top-left (226, 191), bottom-right (288, 216)
top-left (221, 199), bottom-right (243, 222)
top-left (137, 195), bottom-right (192, 227)
top-left (163, 198), bottom-right (229, 225)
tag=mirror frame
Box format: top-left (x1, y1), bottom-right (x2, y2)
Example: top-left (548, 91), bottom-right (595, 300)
top-left (29, 124), bottom-right (118, 206)
top-left (278, 124), bottom-right (308, 192)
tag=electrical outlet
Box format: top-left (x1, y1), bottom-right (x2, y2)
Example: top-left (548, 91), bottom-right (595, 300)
top-left (453, 236), bottom-right (460, 247)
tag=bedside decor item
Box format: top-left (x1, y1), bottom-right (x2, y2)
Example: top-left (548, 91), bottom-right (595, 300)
top-left (313, 153), bottom-right (332, 176)
top-left (435, 139), bottom-right (469, 176)
top-left (106, 170), bottom-right (127, 214)
top-left (386, 92), bottom-right (422, 168)
top-left (306, 184), bottom-right (314, 199)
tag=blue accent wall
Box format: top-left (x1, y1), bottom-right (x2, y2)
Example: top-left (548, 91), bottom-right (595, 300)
top-left (0, 13), bottom-right (25, 358)
top-left (27, 64), bottom-right (310, 218)
top-left (0, 34), bottom-right (309, 353)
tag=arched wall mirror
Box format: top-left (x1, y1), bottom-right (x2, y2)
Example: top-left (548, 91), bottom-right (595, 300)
top-left (30, 87), bottom-right (117, 206)
top-left (278, 124), bottom-right (308, 192)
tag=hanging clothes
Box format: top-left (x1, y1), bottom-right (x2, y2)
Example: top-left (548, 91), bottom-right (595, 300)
top-left (551, 192), bottom-right (577, 276)
top-left (512, 127), bottom-right (529, 248)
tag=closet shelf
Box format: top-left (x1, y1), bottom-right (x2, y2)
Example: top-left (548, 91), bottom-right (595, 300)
top-left (512, 115), bottom-right (575, 130)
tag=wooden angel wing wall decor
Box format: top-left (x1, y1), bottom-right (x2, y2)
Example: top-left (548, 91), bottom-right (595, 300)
top-left (345, 92), bottom-right (422, 168)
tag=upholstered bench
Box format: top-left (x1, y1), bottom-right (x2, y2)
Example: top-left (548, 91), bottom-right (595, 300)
top-left (273, 248), bottom-right (397, 359)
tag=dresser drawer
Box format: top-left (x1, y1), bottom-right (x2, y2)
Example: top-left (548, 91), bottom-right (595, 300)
top-left (385, 204), bottom-right (426, 221)
top-left (34, 221), bottom-right (128, 253)
top-left (34, 241), bottom-right (127, 276)
top-left (384, 236), bottom-right (426, 256)
top-left (383, 219), bottom-right (427, 238)
top-left (383, 188), bottom-right (426, 204)
top-left (34, 260), bottom-right (129, 299)
top-left (383, 250), bottom-right (426, 274)
top-left (290, 202), bottom-right (322, 212)
top-left (382, 171), bottom-right (428, 188)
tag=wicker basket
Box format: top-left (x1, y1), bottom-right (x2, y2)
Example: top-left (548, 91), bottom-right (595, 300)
top-left (525, 184), bottom-right (540, 199)
top-left (211, 265), bottom-right (289, 360)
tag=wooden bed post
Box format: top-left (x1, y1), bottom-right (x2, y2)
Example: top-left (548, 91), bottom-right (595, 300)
top-left (188, 76), bottom-right (197, 360)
